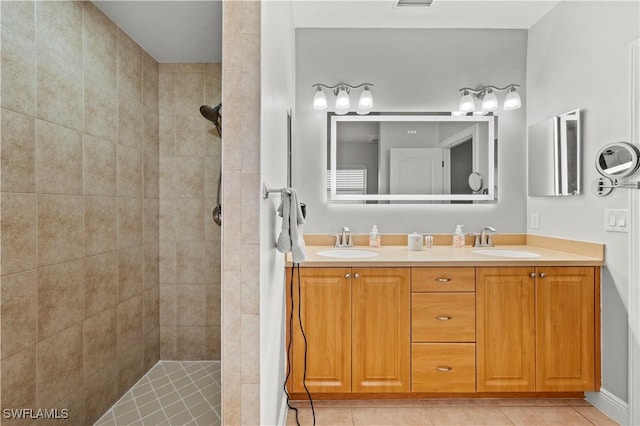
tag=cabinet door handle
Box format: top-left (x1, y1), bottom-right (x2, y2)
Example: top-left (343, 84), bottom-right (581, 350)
top-left (436, 316), bottom-right (452, 321)
top-left (436, 366), bottom-right (453, 372)
top-left (530, 272), bottom-right (537, 278)
top-left (354, 273), bottom-right (360, 279)
top-left (344, 273), bottom-right (351, 279)
top-left (539, 272), bottom-right (546, 278)
top-left (435, 277), bottom-right (452, 283)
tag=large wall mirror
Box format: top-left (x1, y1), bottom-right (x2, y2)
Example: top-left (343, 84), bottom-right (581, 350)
top-left (327, 113), bottom-right (496, 203)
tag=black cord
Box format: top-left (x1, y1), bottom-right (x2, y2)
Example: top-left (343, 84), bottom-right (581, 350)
top-left (283, 264), bottom-right (316, 426)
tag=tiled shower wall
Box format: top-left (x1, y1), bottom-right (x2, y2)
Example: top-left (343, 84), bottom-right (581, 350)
top-left (158, 63), bottom-right (222, 360)
top-left (0, 2), bottom-right (160, 424)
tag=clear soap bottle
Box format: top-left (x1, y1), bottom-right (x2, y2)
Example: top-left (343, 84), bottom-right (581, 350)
top-left (453, 225), bottom-right (465, 248)
top-left (369, 225), bottom-right (381, 248)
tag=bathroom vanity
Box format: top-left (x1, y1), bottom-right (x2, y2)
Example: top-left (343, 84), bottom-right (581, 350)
top-left (285, 237), bottom-right (603, 399)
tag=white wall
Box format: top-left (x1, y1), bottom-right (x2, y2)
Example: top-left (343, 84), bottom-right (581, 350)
top-left (294, 28), bottom-right (527, 235)
top-left (260, 1), bottom-right (295, 424)
top-left (527, 1), bottom-right (640, 403)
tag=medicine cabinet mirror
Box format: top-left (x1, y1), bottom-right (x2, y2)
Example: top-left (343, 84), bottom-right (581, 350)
top-left (527, 109), bottom-right (581, 196)
top-left (327, 113), bottom-right (496, 203)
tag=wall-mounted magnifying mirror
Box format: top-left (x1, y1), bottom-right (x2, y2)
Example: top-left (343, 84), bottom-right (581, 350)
top-left (468, 172), bottom-right (483, 192)
top-left (595, 142), bottom-right (640, 179)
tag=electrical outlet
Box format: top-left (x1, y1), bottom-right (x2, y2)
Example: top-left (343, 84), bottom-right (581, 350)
top-left (531, 213), bottom-right (540, 230)
top-left (604, 209), bottom-right (630, 232)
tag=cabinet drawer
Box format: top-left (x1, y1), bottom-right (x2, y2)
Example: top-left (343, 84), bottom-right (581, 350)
top-left (412, 268), bottom-right (475, 292)
top-left (412, 343), bottom-right (476, 392)
top-left (412, 293), bottom-right (475, 342)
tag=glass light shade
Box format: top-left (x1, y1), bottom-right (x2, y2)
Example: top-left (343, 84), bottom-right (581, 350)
top-left (458, 90), bottom-right (475, 112)
top-left (503, 87), bottom-right (522, 110)
top-left (312, 88), bottom-right (327, 110)
top-left (481, 90), bottom-right (499, 112)
top-left (358, 87), bottom-right (373, 110)
top-left (335, 87), bottom-right (350, 110)
top-left (473, 111), bottom-right (488, 116)
top-left (335, 108), bottom-right (348, 115)
top-left (451, 111), bottom-right (466, 116)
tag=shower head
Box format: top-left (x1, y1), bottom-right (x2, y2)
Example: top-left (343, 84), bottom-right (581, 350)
top-left (200, 103), bottom-right (222, 137)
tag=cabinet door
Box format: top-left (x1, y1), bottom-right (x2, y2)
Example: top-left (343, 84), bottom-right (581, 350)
top-left (352, 268), bottom-right (410, 393)
top-left (476, 267), bottom-right (535, 392)
top-left (536, 267), bottom-right (595, 391)
top-left (291, 268), bottom-right (351, 393)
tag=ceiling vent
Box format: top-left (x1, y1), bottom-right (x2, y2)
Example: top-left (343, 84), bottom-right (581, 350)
top-left (394, 0), bottom-right (434, 7)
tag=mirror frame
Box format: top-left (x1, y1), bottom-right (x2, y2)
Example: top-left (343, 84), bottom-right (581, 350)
top-left (595, 141), bottom-right (640, 179)
top-left (328, 113), bottom-right (496, 202)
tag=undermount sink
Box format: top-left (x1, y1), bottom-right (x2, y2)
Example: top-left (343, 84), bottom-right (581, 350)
top-left (317, 249), bottom-right (379, 259)
top-left (471, 248), bottom-right (541, 258)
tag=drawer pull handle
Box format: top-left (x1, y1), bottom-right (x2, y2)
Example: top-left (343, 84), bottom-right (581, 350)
top-left (344, 273), bottom-right (351, 279)
top-left (436, 316), bottom-right (452, 321)
top-left (539, 272), bottom-right (546, 278)
top-left (435, 277), bottom-right (452, 283)
top-left (354, 273), bottom-right (360, 279)
top-left (436, 366), bottom-right (453, 372)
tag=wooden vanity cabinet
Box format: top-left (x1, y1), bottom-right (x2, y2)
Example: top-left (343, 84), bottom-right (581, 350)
top-left (287, 267), bottom-right (410, 394)
top-left (476, 267), bottom-right (597, 393)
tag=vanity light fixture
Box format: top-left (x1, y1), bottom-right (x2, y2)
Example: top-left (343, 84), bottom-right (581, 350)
top-left (456, 84), bottom-right (521, 114)
top-left (311, 83), bottom-right (374, 114)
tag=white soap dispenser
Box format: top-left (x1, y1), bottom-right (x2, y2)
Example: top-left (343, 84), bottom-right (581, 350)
top-left (453, 225), bottom-right (465, 248)
top-left (369, 225), bottom-right (381, 248)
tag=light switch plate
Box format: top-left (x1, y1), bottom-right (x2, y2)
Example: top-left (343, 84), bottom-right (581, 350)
top-left (531, 213), bottom-right (540, 230)
top-left (605, 209), bottom-right (630, 232)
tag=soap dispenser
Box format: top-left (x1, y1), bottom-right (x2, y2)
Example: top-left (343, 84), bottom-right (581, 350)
top-left (369, 225), bottom-right (381, 248)
top-left (453, 225), bottom-right (465, 248)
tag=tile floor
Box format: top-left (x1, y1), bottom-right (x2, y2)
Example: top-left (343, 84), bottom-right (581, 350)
top-left (286, 398), bottom-right (619, 426)
top-left (94, 361), bottom-right (221, 426)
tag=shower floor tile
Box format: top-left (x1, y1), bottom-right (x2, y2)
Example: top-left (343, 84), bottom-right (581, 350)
top-left (94, 361), bottom-right (221, 426)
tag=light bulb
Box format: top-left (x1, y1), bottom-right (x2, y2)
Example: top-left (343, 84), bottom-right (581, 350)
top-left (504, 87), bottom-right (521, 110)
top-left (481, 89), bottom-right (498, 112)
top-left (358, 86), bottom-right (373, 110)
top-left (451, 111), bottom-right (466, 116)
top-left (458, 90), bottom-right (475, 112)
top-left (335, 86), bottom-right (350, 110)
top-left (312, 87), bottom-right (327, 110)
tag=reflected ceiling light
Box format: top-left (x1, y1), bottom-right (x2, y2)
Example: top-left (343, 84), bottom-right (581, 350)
top-left (311, 83), bottom-right (374, 114)
top-left (457, 84), bottom-right (521, 113)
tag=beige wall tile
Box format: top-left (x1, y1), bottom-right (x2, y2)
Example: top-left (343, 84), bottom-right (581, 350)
top-left (143, 328), bottom-right (160, 371)
top-left (60, 386), bottom-right (85, 425)
top-left (205, 326), bottom-right (221, 360)
top-left (241, 103), bottom-right (260, 173)
top-left (37, 325), bottom-right (82, 408)
top-left (222, 275), bottom-right (242, 374)
top-left (204, 157), bottom-right (221, 200)
top-left (241, 384), bottom-right (260, 425)
top-left (144, 152), bottom-right (160, 199)
top-left (2, 349), bottom-right (36, 412)
top-left (84, 134), bottom-right (117, 197)
top-left (117, 28), bottom-right (142, 103)
top-left (176, 326), bottom-right (207, 360)
top-left (1, 108), bottom-right (36, 193)
top-left (1, 26), bottom-right (36, 116)
top-left (143, 243), bottom-right (160, 292)
top-left (36, 119), bottom-right (83, 195)
top-left (176, 241), bottom-right (206, 284)
top-left (37, 194), bottom-right (83, 267)
top-left (204, 63), bottom-right (222, 107)
top-left (175, 199), bottom-right (204, 242)
top-left (1, 0), bottom-right (35, 41)
top-left (159, 326), bottom-right (176, 359)
top-left (206, 281), bottom-right (221, 328)
top-left (159, 156), bottom-right (176, 198)
top-left (175, 115), bottom-right (208, 157)
top-left (159, 284), bottom-right (176, 326)
top-left (223, 372), bottom-right (241, 425)
top-left (159, 199), bottom-right (175, 242)
top-left (117, 92), bottom-right (144, 150)
top-left (117, 295), bottom-right (143, 354)
top-left (36, 0), bottom-right (83, 66)
top-left (174, 72), bottom-right (204, 116)
top-left (117, 144), bottom-right (143, 198)
top-left (241, 314), bottom-right (259, 384)
top-left (117, 197), bottom-right (143, 249)
top-left (83, 1), bottom-right (117, 88)
top-left (1, 271), bottom-right (37, 360)
top-left (159, 240), bottom-right (176, 284)
top-left (143, 198), bottom-right (160, 245)
top-left (205, 199), bottom-right (222, 242)
top-left (118, 339), bottom-right (144, 396)
top-left (84, 252), bottom-right (117, 318)
top-left (37, 259), bottom-right (83, 341)
top-left (205, 241), bottom-right (221, 283)
top-left (158, 72), bottom-right (175, 116)
top-left (36, 47), bottom-right (83, 131)
top-left (142, 51), bottom-right (159, 107)
top-left (241, 244), bottom-right (260, 314)
top-left (143, 286), bottom-right (160, 335)
top-left (84, 72), bottom-right (117, 142)
top-left (175, 156), bottom-right (204, 198)
top-left (159, 114), bottom-right (175, 156)
top-left (160, 63), bottom-right (207, 73)
top-left (83, 308), bottom-right (117, 380)
top-left (84, 196), bottom-right (117, 257)
top-left (83, 362), bottom-right (118, 426)
top-left (118, 246), bottom-right (144, 302)
top-left (177, 285), bottom-right (206, 327)
top-left (1, 193), bottom-right (36, 276)
top-left (222, 102), bottom-right (243, 169)
top-left (241, 173), bottom-right (260, 244)
top-left (144, 113), bottom-right (160, 155)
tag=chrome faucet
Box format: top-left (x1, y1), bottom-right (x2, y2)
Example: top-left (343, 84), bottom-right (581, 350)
top-left (475, 226), bottom-right (497, 247)
top-left (334, 227), bottom-right (353, 248)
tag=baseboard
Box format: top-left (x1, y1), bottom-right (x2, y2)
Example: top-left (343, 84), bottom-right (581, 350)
top-left (277, 394), bottom-right (289, 426)
top-left (586, 389), bottom-right (628, 425)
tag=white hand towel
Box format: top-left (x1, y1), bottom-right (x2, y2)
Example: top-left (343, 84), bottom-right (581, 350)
top-left (276, 188), bottom-right (307, 263)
